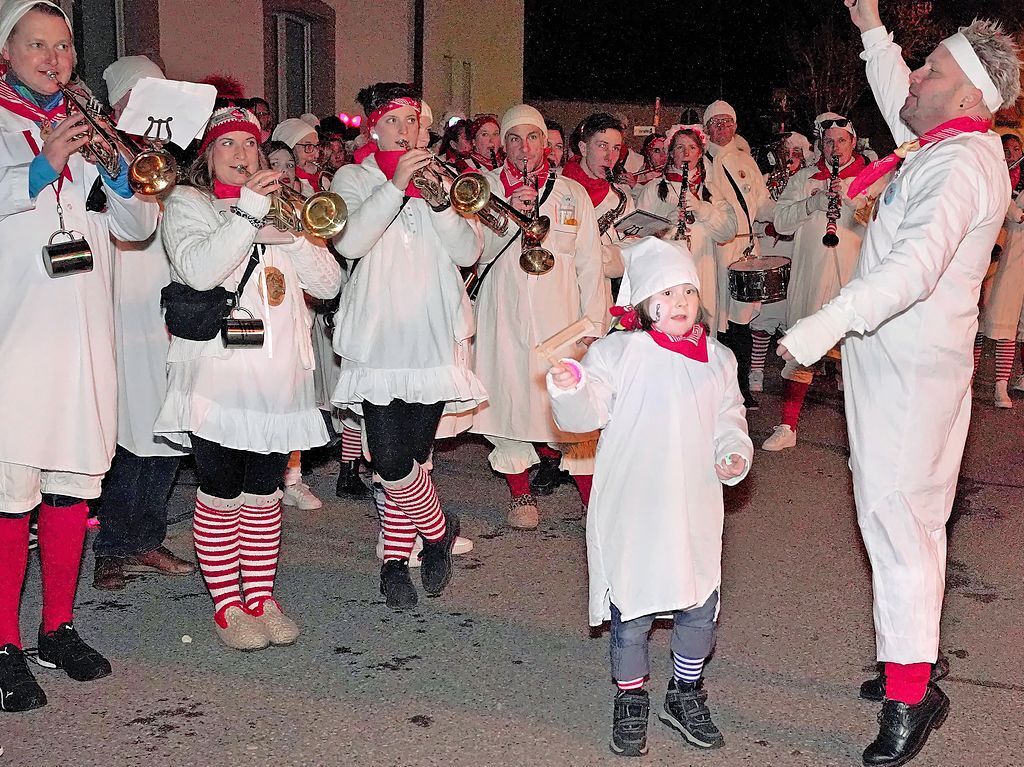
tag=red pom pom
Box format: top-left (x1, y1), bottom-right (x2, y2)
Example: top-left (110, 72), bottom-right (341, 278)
top-left (199, 73), bottom-right (246, 100)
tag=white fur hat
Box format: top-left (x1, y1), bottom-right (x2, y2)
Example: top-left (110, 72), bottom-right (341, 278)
top-left (500, 104), bottom-right (547, 141)
top-left (102, 55), bottom-right (164, 106)
top-left (702, 100), bottom-right (737, 125)
top-left (618, 237), bottom-right (701, 308)
top-left (272, 118), bottom-right (318, 148)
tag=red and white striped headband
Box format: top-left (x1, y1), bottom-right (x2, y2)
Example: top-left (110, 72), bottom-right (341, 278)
top-left (368, 97), bottom-right (421, 129)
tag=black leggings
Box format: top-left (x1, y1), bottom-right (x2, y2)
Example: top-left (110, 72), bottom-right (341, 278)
top-left (718, 321), bottom-right (753, 398)
top-left (191, 435), bottom-right (290, 499)
top-left (362, 400), bottom-right (444, 482)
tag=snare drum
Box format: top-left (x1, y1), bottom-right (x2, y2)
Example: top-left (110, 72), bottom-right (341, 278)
top-left (728, 256), bottom-right (791, 304)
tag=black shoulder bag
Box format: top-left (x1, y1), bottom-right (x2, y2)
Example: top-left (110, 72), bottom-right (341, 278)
top-left (161, 246), bottom-right (262, 341)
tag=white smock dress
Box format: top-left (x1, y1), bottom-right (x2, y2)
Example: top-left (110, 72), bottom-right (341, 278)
top-left (981, 185), bottom-right (1024, 341)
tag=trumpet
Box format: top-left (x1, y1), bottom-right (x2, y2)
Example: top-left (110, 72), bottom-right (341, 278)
top-left (47, 71), bottom-right (178, 195)
top-left (235, 166), bottom-right (348, 239)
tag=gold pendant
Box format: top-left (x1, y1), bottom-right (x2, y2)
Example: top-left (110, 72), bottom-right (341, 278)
top-left (260, 266), bottom-right (287, 307)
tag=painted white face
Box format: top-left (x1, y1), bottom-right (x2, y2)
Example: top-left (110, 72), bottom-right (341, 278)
top-left (646, 283), bottom-right (700, 336)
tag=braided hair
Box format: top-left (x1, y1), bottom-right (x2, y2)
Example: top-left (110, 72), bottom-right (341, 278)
top-left (658, 128), bottom-right (709, 203)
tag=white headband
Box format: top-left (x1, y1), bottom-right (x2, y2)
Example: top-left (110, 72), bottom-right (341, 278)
top-left (941, 32), bottom-right (1003, 113)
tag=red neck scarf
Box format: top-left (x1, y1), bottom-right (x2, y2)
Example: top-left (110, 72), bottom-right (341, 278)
top-left (647, 325), bottom-right (709, 362)
top-left (561, 159), bottom-right (610, 207)
top-left (499, 160), bottom-right (550, 198)
top-left (374, 149), bottom-right (422, 198)
top-left (664, 164), bottom-right (704, 191)
top-left (0, 76), bottom-right (66, 124)
top-left (471, 150), bottom-right (498, 170)
top-left (295, 166), bottom-right (320, 191)
top-left (1011, 165), bottom-right (1022, 193)
top-left (811, 153), bottom-right (868, 181)
top-left (213, 180), bottom-right (242, 199)
top-left (847, 116), bottom-right (992, 198)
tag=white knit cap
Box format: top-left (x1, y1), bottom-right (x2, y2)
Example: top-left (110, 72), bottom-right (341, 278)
top-left (0, 0), bottom-right (70, 51)
top-left (814, 111), bottom-right (857, 139)
top-left (272, 118), bottom-right (317, 148)
top-left (420, 99), bottom-right (433, 129)
top-left (702, 100), bottom-right (736, 125)
top-left (500, 104), bottom-right (547, 141)
top-left (300, 112), bottom-right (320, 127)
top-left (102, 55), bottom-right (164, 106)
top-left (784, 132), bottom-right (812, 156)
top-left (617, 237), bottom-right (701, 308)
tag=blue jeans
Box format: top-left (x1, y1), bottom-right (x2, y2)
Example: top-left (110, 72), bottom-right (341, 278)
top-left (93, 445), bottom-right (180, 557)
top-left (610, 591), bottom-right (719, 683)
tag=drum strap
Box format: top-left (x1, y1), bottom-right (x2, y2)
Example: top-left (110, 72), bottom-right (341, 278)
top-left (721, 165), bottom-right (754, 248)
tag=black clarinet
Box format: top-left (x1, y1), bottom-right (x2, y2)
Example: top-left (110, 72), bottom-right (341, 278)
top-left (822, 155), bottom-right (841, 248)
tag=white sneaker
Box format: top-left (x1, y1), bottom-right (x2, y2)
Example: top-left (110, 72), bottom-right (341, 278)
top-left (282, 482), bottom-right (323, 510)
top-left (1011, 376), bottom-right (1024, 393)
top-left (748, 369), bottom-right (764, 393)
top-left (994, 380), bottom-right (1013, 409)
top-left (762, 424), bottom-right (797, 451)
top-left (375, 533), bottom-right (474, 567)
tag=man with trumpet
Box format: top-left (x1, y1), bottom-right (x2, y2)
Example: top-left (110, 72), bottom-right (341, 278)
top-left (0, 0), bottom-right (157, 712)
top-left (470, 104), bottom-right (606, 529)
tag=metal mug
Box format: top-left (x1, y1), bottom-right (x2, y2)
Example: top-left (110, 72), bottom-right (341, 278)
top-left (221, 307), bottom-right (264, 348)
top-left (42, 230), bottom-right (93, 278)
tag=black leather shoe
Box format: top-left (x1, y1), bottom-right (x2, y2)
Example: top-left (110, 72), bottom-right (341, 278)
top-left (34, 624), bottom-right (111, 682)
top-left (0, 644), bottom-right (47, 712)
top-left (860, 656), bottom-right (950, 703)
top-left (419, 513), bottom-right (459, 596)
top-left (336, 459), bottom-right (370, 499)
top-left (862, 684), bottom-right (949, 767)
top-left (531, 456), bottom-right (566, 496)
top-left (379, 560), bottom-right (418, 609)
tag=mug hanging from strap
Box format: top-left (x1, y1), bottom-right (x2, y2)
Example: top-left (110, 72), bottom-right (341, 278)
top-left (41, 174), bottom-right (93, 278)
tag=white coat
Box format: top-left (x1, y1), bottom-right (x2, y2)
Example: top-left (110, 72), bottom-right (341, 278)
top-left (780, 26), bottom-right (1011, 663)
top-left (471, 172), bottom-right (607, 443)
top-left (328, 155), bottom-right (487, 415)
top-left (0, 109), bottom-right (157, 474)
top-left (981, 187), bottom-right (1024, 340)
top-left (112, 229), bottom-right (187, 457)
top-left (636, 175), bottom-right (738, 330)
top-left (155, 186), bottom-right (343, 454)
top-left (773, 162), bottom-right (887, 327)
top-left (704, 139), bottom-right (773, 330)
top-left (548, 331), bottom-right (752, 625)
top-left (593, 182), bottom-right (634, 282)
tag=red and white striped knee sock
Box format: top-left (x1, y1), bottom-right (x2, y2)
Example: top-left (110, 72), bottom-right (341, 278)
top-left (973, 333), bottom-right (984, 376)
top-left (751, 330), bottom-right (771, 373)
top-left (193, 492), bottom-right (244, 624)
top-left (239, 492), bottom-right (283, 610)
top-left (381, 492), bottom-right (417, 561)
top-left (995, 339), bottom-right (1016, 382)
top-left (382, 463), bottom-right (446, 542)
top-left (616, 676), bottom-right (646, 691)
top-left (340, 424), bottom-right (363, 462)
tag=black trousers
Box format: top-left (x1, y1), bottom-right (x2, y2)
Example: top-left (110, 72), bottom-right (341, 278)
top-left (191, 435), bottom-right (290, 499)
top-left (94, 445), bottom-right (181, 557)
top-left (718, 321), bottom-right (753, 398)
top-left (361, 400), bottom-right (444, 482)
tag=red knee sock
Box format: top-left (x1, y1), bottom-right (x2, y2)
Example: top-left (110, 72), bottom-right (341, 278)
top-left (0, 515), bottom-right (30, 647)
top-left (193, 494), bottom-right (244, 625)
top-left (505, 470), bottom-right (531, 498)
top-left (574, 474), bottom-right (593, 507)
top-left (38, 501), bottom-right (89, 634)
top-left (340, 425), bottom-right (363, 462)
top-left (536, 445), bottom-right (561, 461)
top-left (781, 379), bottom-right (811, 429)
top-left (973, 333), bottom-right (984, 376)
top-left (239, 494), bottom-right (282, 611)
top-left (385, 464), bottom-right (446, 542)
top-left (885, 662), bottom-right (931, 705)
top-left (994, 338), bottom-right (1016, 382)
top-left (381, 492), bottom-right (417, 561)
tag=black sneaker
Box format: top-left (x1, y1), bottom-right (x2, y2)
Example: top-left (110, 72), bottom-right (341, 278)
top-left (0, 644), bottom-right (47, 712)
top-left (419, 513), bottom-right (459, 596)
top-left (859, 656), bottom-right (950, 703)
top-left (610, 689), bottom-right (649, 757)
top-left (34, 624), bottom-right (111, 682)
top-left (336, 459), bottom-right (370, 499)
top-left (380, 559), bottom-right (418, 609)
top-left (658, 678), bottom-right (725, 749)
top-left (530, 456), bottom-right (567, 496)
top-left (862, 684), bottom-right (949, 767)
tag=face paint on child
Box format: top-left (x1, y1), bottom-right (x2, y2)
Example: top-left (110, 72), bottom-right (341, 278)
top-left (647, 283), bottom-right (700, 337)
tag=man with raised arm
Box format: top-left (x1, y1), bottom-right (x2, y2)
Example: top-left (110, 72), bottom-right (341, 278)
top-left (779, 1), bottom-right (1020, 764)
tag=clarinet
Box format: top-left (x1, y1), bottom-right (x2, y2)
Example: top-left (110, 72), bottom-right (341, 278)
top-left (672, 163), bottom-right (691, 246)
top-left (822, 155), bottom-right (841, 248)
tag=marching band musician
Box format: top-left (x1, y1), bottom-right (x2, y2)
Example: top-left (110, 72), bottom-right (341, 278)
top-left (271, 117), bottom-right (321, 195)
top-left (329, 82), bottom-right (485, 609)
top-left (91, 55), bottom-right (195, 592)
top-left (702, 99), bottom-right (773, 410)
top-left (439, 117), bottom-right (473, 172)
top-left (545, 118), bottom-right (566, 172)
top-left (561, 112), bottom-right (635, 302)
top-left (154, 106), bottom-right (343, 650)
top-left (632, 131), bottom-right (667, 193)
top-left (781, 1), bottom-right (1018, 760)
top-left (762, 113), bottom-right (885, 452)
top-left (0, 0), bottom-right (158, 711)
top-left (471, 104), bottom-right (606, 529)
top-left (464, 114), bottom-right (502, 171)
top-left (636, 124), bottom-right (738, 331)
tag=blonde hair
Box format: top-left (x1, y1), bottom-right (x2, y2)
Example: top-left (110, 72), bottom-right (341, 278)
top-left (960, 19), bottom-right (1022, 111)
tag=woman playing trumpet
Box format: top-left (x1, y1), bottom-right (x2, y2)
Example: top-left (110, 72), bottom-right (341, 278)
top-left (154, 106), bottom-right (342, 650)
top-left (328, 82), bottom-right (485, 610)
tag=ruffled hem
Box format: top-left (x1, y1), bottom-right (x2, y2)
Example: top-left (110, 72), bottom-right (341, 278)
top-left (154, 393), bottom-right (330, 454)
top-left (330, 364), bottom-right (488, 415)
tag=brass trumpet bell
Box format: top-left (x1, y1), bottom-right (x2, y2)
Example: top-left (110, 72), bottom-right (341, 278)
top-left (128, 148), bottom-right (178, 196)
top-left (301, 191), bottom-right (348, 239)
top-left (520, 246), bottom-right (555, 275)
